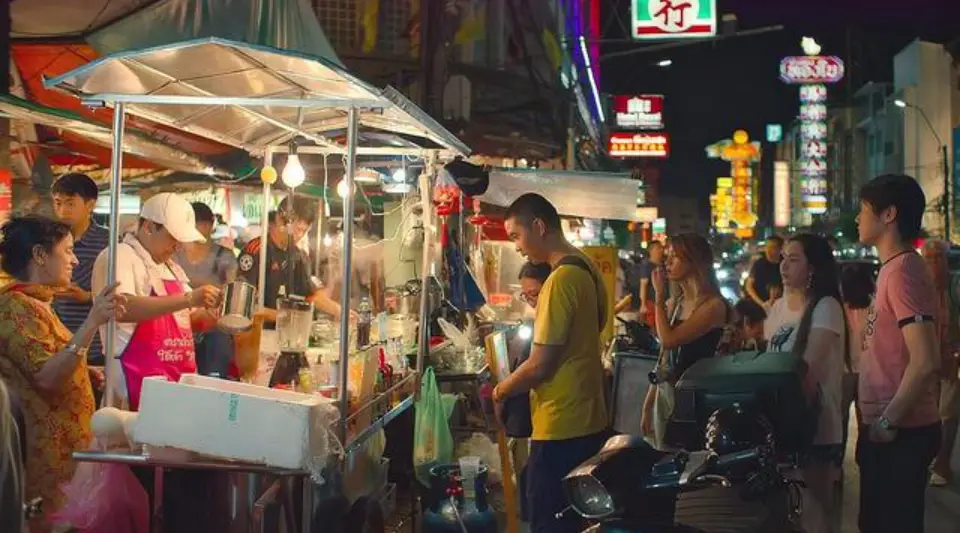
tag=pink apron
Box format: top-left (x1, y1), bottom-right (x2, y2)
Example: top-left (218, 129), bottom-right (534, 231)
top-left (120, 269), bottom-right (197, 411)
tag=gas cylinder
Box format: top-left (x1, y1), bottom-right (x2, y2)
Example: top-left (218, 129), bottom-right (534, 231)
top-left (422, 464), bottom-right (498, 533)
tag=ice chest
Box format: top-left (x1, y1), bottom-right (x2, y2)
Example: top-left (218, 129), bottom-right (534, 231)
top-left (134, 375), bottom-right (337, 470)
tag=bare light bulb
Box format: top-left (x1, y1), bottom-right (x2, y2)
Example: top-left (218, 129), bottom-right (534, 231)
top-left (281, 154), bottom-right (306, 188)
top-left (337, 180), bottom-right (353, 199)
top-left (322, 234), bottom-right (333, 247)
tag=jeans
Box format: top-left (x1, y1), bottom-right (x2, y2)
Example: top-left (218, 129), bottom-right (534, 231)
top-left (527, 431), bottom-right (608, 533)
top-left (856, 423), bottom-right (940, 533)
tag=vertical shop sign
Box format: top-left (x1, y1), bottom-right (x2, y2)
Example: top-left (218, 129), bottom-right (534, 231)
top-left (582, 246), bottom-right (618, 345)
top-left (0, 170), bottom-right (11, 227)
top-left (780, 39), bottom-right (844, 214)
top-left (773, 161), bottom-right (790, 227)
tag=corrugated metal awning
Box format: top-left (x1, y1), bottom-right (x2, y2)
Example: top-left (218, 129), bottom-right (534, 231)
top-left (43, 38), bottom-right (469, 156)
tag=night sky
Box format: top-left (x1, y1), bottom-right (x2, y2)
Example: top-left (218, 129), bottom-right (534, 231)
top-left (599, 0), bottom-right (960, 213)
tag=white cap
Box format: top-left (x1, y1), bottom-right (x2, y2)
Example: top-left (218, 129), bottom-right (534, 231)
top-left (140, 193), bottom-right (206, 243)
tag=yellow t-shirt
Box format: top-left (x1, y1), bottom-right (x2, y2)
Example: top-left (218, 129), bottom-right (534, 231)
top-left (530, 258), bottom-right (608, 440)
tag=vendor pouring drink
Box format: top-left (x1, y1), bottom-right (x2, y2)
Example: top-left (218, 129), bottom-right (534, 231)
top-left (237, 196), bottom-right (344, 321)
top-left (92, 193), bottom-right (222, 410)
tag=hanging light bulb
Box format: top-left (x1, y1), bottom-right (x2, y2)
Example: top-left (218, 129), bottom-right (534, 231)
top-left (337, 179), bottom-right (353, 199)
top-left (322, 234), bottom-right (333, 247)
top-left (391, 168), bottom-right (407, 183)
top-left (281, 143), bottom-right (305, 188)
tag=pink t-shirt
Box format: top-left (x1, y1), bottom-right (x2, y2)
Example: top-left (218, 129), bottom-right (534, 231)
top-left (858, 252), bottom-right (940, 427)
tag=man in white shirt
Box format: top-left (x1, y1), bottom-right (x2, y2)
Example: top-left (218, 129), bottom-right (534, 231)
top-left (93, 193), bottom-right (221, 409)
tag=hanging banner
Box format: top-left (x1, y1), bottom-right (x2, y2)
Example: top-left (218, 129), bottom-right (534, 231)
top-left (774, 161), bottom-right (790, 227)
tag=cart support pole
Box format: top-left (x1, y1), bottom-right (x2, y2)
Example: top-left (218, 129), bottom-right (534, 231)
top-left (257, 150), bottom-right (274, 310)
top-left (103, 103), bottom-right (126, 408)
top-left (415, 153), bottom-right (437, 382)
top-left (337, 107), bottom-right (359, 444)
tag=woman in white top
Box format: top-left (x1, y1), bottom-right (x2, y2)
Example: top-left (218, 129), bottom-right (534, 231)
top-left (764, 233), bottom-right (847, 533)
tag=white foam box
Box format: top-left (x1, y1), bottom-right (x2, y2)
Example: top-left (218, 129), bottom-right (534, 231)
top-left (134, 375), bottom-right (334, 470)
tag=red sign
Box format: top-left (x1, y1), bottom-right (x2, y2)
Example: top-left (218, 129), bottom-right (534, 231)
top-left (613, 95), bottom-right (665, 130)
top-left (779, 56), bottom-right (845, 84)
top-left (608, 133), bottom-right (670, 159)
top-left (0, 170), bottom-right (10, 227)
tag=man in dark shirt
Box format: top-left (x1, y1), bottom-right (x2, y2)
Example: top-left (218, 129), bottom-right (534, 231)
top-left (238, 196), bottom-right (341, 322)
top-left (615, 240), bottom-right (665, 325)
top-left (746, 235), bottom-right (783, 307)
top-left (51, 173), bottom-right (110, 365)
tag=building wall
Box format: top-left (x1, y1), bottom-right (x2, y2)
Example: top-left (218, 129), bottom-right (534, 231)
top-left (659, 195), bottom-right (702, 235)
top-left (893, 40), bottom-right (954, 237)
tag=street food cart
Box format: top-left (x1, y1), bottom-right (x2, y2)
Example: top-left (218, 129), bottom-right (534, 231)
top-left (44, 37), bottom-right (469, 532)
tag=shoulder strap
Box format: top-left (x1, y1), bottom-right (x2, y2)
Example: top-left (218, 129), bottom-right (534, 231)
top-left (556, 255), bottom-right (605, 331)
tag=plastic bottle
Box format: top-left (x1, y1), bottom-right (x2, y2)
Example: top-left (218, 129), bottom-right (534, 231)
top-left (357, 296), bottom-right (373, 349)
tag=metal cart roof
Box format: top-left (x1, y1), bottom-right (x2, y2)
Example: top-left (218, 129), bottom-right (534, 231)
top-left (43, 37), bottom-right (469, 157)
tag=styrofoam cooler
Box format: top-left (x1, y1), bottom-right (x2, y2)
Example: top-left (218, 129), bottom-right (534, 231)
top-left (134, 375), bottom-right (337, 470)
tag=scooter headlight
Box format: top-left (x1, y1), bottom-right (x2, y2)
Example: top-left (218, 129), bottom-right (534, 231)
top-left (565, 474), bottom-right (615, 519)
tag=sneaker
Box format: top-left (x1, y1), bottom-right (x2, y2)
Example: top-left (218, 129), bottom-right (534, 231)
top-left (930, 471), bottom-right (949, 487)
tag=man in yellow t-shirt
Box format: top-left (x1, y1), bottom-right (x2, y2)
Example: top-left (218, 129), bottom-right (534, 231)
top-left (492, 193), bottom-right (609, 533)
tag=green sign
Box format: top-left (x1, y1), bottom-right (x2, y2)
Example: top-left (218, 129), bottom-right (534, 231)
top-left (632, 0), bottom-right (717, 41)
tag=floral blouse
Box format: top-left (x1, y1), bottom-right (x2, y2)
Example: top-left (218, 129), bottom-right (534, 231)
top-left (0, 283), bottom-right (94, 532)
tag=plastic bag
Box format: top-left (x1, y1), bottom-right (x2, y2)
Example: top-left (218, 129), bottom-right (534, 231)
top-left (51, 450), bottom-right (149, 533)
top-left (414, 367), bottom-right (457, 486)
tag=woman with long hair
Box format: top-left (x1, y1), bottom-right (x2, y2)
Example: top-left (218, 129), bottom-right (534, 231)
top-left (640, 234), bottom-right (729, 449)
top-left (0, 216), bottom-right (123, 532)
top-left (764, 233), bottom-right (846, 533)
top-left (921, 240), bottom-right (960, 487)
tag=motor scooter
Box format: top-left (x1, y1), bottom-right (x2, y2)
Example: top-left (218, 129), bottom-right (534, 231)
top-left (562, 407), bottom-right (803, 533)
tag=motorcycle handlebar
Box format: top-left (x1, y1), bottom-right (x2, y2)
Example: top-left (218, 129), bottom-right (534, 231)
top-left (646, 447), bottom-right (764, 490)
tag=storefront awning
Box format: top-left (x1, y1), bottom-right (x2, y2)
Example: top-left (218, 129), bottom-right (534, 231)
top-left (43, 38), bottom-right (470, 156)
top-left (0, 94), bottom-right (228, 175)
top-left (478, 169), bottom-right (641, 222)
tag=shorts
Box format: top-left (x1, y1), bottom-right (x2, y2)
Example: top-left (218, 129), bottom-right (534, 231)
top-left (939, 378), bottom-right (960, 420)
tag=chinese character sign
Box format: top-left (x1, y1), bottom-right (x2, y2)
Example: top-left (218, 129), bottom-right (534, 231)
top-left (706, 130), bottom-right (760, 237)
top-left (608, 133), bottom-right (670, 158)
top-left (632, 0), bottom-right (717, 40)
top-left (782, 42), bottom-right (843, 215)
top-left (613, 94), bottom-right (665, 130)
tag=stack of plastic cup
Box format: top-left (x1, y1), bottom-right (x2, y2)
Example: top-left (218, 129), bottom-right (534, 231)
top-left (458, 456), bottom-right (481, 498)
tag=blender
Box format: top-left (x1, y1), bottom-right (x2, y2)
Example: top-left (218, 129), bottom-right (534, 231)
top-left (269, 296), bottom-right (314, 390)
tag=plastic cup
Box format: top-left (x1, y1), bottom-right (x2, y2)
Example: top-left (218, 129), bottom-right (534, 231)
top-left (458, 456), bottom-right (481, 497)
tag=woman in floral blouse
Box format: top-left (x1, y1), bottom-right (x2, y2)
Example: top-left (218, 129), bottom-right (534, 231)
top-left (0, 216), bottom-right (123, 532)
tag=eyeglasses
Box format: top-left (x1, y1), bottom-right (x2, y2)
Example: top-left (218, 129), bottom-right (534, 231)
top-left (515, 290), bottom-right (538, 306)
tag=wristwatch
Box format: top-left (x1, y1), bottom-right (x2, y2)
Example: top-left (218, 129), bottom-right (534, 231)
top-left (877, 416), bottom-right (897, 431)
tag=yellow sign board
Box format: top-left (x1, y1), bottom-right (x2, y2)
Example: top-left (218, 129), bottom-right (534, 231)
top-left (582, 246), bottom-right (618, 346)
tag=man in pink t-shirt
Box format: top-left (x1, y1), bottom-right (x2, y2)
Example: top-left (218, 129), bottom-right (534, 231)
top-left (856, 174), bottom-right (942, 533)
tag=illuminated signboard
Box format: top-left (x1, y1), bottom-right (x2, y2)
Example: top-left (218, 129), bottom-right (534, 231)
top-left (779, 56), bottom-right (845, 84)
top-left (632, 0), bottom-right (717, 40)
top-left (774, 161), bottom-right (790, 227)
top-left (613, 94), bottom-right (665, 130)
top-left (608, 132), bottom-right (670, 158)
top-left (782, 38), bottom-right (843, 215)
top-left (766, 124), bottom-right (783, 143)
